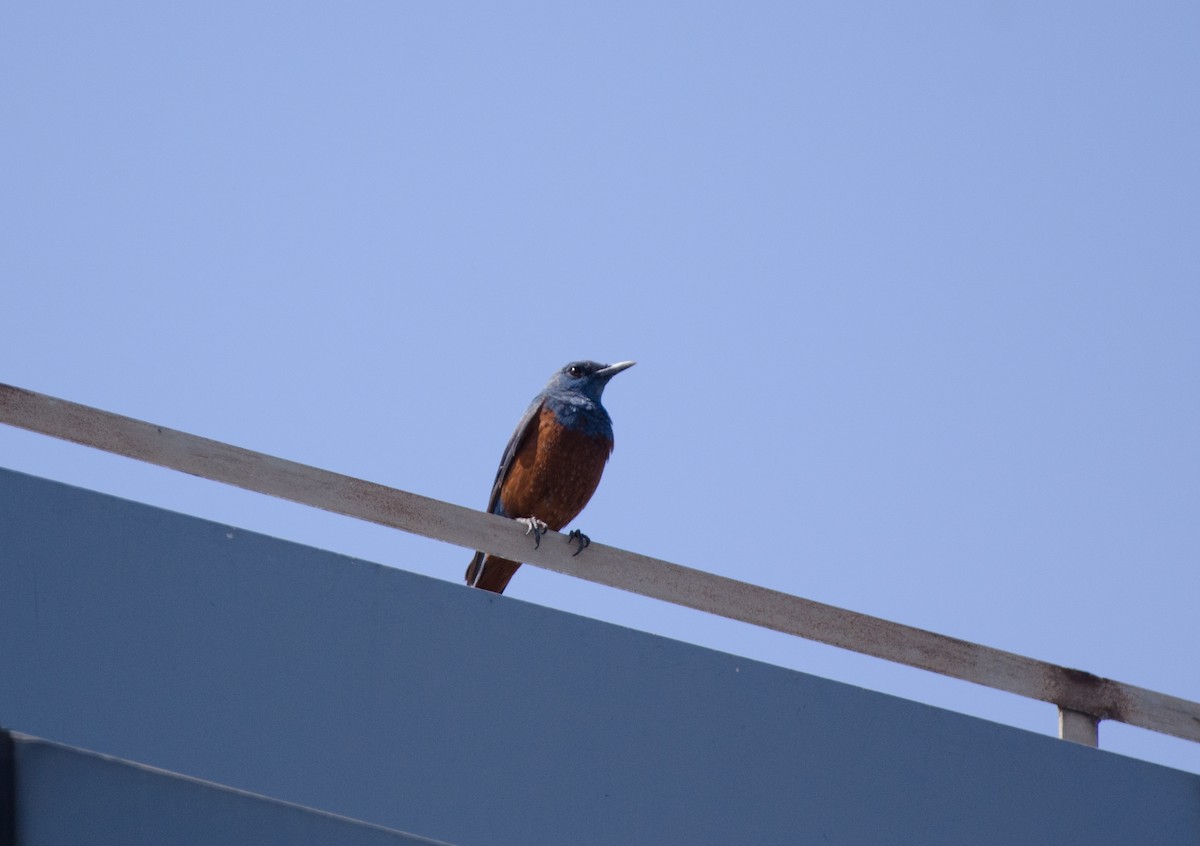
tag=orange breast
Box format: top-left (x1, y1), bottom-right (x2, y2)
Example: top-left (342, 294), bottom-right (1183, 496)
top-left (498, 406), bottom-right (614, 530)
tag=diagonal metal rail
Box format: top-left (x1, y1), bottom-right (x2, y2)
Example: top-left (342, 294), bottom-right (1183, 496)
top-left (1, 382), bottom-right (1197, 747)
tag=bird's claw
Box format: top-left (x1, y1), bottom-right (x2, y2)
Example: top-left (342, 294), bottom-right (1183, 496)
top-left (567, 529), bottom-right (590, 557)
top-left (516, 517), bottom-right (549, 549)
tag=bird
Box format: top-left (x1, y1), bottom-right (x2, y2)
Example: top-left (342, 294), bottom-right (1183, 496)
top-left (465, 359), bottom-right (635, 594)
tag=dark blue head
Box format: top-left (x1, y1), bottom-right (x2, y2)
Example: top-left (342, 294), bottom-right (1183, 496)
top-left (539, 360), bottom-right (635, 435)
top-left (544, 360), bottom-right (635, 402)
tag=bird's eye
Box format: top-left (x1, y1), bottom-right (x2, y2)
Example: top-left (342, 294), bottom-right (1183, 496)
top-left (567, 365), bottom-right (583, 377)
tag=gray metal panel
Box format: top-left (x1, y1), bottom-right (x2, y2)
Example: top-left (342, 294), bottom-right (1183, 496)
top-left (10, 735), bottom-right (448, 845)
top-left (1, 467), bottom-right (1197, 845)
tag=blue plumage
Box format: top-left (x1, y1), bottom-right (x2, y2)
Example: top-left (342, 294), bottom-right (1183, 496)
top-left (540, 361), bottom-right (621, 438)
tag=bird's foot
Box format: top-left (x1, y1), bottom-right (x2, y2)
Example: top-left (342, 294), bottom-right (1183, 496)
top-left (567, 529), bottom-right (590, 557)
top-left (516, 516), bottom-right (549, 549)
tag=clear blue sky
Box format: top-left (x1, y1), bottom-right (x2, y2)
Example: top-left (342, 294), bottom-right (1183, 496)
top-left (3, 3), bottom-right (1197, 773)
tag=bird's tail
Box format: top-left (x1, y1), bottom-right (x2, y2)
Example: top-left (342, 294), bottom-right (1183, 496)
top-left (465, 552), bottom-right (521, 594)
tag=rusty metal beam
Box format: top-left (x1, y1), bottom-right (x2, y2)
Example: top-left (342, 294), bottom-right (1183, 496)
top-left (2, 382), bottom-right (1198, 746)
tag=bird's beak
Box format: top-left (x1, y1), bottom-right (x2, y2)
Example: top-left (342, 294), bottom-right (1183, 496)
top-left (596, 360), bottom-right (636, 379)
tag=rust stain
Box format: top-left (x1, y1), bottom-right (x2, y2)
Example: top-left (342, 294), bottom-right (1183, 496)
top-left (1045, 665), bottom-right (1131, 722)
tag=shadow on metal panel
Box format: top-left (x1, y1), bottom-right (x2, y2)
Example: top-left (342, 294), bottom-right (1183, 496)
top-left (0, 467), bottom-right (1197, 845)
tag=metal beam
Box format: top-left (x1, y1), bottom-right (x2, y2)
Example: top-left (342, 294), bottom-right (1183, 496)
top-left (2, 382), bottom-right (1198, 745)
top-left (1059, 708), bottom-right (1100, 747)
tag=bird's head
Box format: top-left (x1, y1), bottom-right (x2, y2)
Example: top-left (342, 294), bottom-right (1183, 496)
top-left (544, 360), bottom-right (635, 403)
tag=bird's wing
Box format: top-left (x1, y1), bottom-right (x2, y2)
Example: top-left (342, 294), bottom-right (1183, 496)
top-left (486, 398), bottom-right (544, 515)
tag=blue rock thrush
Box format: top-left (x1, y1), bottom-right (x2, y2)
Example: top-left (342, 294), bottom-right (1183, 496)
top-left (466, 360), bottom-right (635, 593)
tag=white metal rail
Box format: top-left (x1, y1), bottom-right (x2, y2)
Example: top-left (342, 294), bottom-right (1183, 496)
top-left (1, 383), bottom-right (1197, 748)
